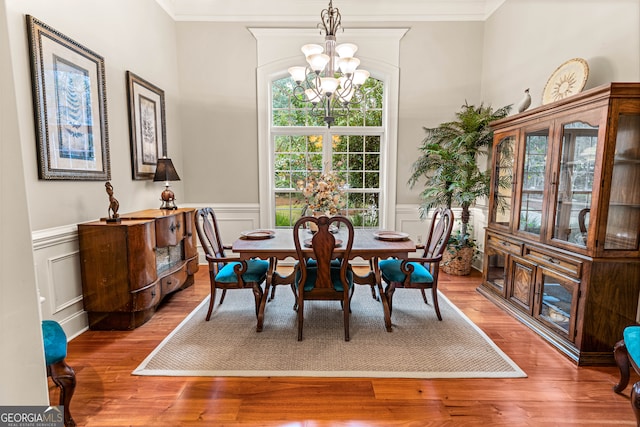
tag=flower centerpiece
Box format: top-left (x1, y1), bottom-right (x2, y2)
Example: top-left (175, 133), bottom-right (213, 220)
top-left (298, 169), bottom-right (345, 217)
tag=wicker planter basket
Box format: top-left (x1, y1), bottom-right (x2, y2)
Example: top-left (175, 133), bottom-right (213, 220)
top-left (441, 245), bottom-right (474, 276)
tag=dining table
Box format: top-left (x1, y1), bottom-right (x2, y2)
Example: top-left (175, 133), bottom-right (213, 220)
top-left (232, 228), bottom-right (417, 332)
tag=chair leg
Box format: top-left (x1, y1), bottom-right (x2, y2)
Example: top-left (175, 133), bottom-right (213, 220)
top-left (297, 299), bottom-right (304, 341)
top-left (48, 360), bottom-right (76, 427)
top-left (205, 285), bottom-right (217, 321)
top-left (252, 284), bottom-right (263, 319)
top-left (219, 288), bottom-right (228, 305)
top-left (632, 381), bottom-right (640, 426)
top-left (614, 339), bottom-right (631, 393)
top-left (420, 288), bottom-right (429, 305)
top-left (385, 283), bottom-right (396, 318)
top-left (432, 287), bottom-right (442, 321)
top-left (343, 295), bottom-right (350, 342)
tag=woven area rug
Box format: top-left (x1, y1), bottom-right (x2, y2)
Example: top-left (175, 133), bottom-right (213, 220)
top-left (133, 287), bottom-right (526, 378)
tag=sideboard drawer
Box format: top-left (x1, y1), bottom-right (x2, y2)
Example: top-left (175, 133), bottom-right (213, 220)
top-left (156, 213), bottom-right (185, 247)
top-left (161, 265), bottom-right (188, 296)
top-left (131, 282), bottom-right (161, 311)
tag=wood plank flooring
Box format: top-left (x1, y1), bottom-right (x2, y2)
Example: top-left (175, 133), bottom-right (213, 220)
top-left (58, 268), bottom-right (636, 426)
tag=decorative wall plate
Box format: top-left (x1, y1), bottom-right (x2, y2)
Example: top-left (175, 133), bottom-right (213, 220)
top-left (542, 58), bottom-right (589, 104)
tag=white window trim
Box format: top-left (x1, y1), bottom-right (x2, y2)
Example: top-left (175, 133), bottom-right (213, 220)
top-left (251, 28), bottom-right (407, 229)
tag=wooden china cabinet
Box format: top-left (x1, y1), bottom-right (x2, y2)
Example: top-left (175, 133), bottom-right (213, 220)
top-left (479, 83), bottom-right (640, 365)
top-left (78, 208), bottom-right (199, 330)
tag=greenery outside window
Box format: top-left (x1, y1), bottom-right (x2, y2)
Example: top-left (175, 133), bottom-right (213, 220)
top-left (272, 76), bottom-right (384, 228)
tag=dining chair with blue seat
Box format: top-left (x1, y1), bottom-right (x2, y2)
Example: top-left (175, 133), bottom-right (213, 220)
top-left (42, 320), bottom-right (76, 427)
top-left (377, 207), bottom-right (454, 325)
top-left (293, 215), bottom-right (355, 341)
top-left (195, 207), bottom-right (269, 323)
top-left (614, 325), bottom-right (640, 425)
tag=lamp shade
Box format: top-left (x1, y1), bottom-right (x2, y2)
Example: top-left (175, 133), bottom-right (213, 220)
top-left (153, 158), bottom-right (180, 182)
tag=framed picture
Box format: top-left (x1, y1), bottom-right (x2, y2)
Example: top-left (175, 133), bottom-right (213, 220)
top-left (126, 71), bottom-right (167, 180)
top-left (26, 15), bottom-right (110, 180)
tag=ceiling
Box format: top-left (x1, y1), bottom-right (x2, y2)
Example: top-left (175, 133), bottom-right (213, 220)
top-left (154, 0), bottom-right (507, 22)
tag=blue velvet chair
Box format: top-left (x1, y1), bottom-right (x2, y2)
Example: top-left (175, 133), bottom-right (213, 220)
top-left (614, 325), bottom-right (640, 425)
top-left (377, 208), bottom-right (453, 327)
top-left (42, 320), bottom-right (76, 427)
top-left (195, 208), bottom-right (269, 325)
top-left (293, 215), bottom-right (354, 341)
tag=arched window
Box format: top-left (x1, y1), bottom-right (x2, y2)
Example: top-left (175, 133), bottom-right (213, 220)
top-left (251, 27), bottom-right (406, 230)
top-left (271, 76), bottom-right (384, 227)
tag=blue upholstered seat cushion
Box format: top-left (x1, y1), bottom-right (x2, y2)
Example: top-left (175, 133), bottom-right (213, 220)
top-left (215, 259), bottom-right (269, 284)
top-left (41, 320), bottom-right (67, 365)
top-left (624, 326), bottom-right (640, 363)
top-left (378, 259), bottom-right (434, 284)
top-left (295, 260), bottom-right (353, 292)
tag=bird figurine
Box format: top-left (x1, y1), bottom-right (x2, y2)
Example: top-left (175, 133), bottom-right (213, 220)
top-left (517, 88), bottom-right (531, 113)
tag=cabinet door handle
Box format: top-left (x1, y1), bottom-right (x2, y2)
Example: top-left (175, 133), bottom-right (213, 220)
top-left (170, 223), bottom-right (177, 233)
top-left (151, 290), bottom-right (156, 298)
top-left (546, 256), bottom-right (560, 264)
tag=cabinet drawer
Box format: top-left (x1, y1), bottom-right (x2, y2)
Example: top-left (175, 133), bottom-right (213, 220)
top-left (487, 233), bottom-right (523, 256)
top-left (524, 247), bottom-right (582, 279)
top-left (131, 282), bottom-right (161, 311)
top-left (156, 213), bottom-right (185, 247)
top-left (161, 265), bottom-right (188, 296)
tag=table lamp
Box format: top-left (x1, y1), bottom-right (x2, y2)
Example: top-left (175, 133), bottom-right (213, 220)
top-left (153, 157), bottom-right (181, 210)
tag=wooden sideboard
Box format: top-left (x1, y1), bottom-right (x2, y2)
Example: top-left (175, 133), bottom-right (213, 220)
top-left (78, 208), bottom-right (199, 330)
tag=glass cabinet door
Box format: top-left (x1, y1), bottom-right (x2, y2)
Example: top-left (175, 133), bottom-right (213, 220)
top-left (605, 112), bottom-right (640, 250)
top-left (490, 134), bottom-right (515, 228)
top-left (535, 268), bottom-right (579, 341)
top-left (552, 121), bottom-right (598, 247)
top-left (518, 129), bottom-right (549, 235)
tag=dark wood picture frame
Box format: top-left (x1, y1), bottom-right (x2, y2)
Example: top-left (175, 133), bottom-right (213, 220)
top-left (26, 15), bottom-right (110, 180)
top-left (126, 71), bottom-right (167, 180)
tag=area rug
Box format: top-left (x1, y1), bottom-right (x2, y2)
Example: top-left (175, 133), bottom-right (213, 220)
top-left (133, 287), bottom-right (526, 379)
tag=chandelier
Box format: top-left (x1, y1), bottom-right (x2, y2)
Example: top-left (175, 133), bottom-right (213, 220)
top-left (288, 0), bottom-right (370, 127)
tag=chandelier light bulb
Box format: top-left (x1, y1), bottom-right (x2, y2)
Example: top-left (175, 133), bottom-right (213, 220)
top-left (336, 43), bottom-right (358, 58)
top-left (320, 77), bottom-right (339, 95)
top-left (301, 44), bottom-right (324, 57)
top-left (305, 88), bottom-right (322, 104)
top-left (338, 57), bottom-right (360, 75)
top-left (288, 66), bottom-right (307, 83)
top-left (307, 53), bottom-right (330, 73)
top-left (352, 69), bottom-right (370, 86)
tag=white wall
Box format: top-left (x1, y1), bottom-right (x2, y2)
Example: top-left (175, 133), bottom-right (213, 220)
top-left (481, 0), bottom-right (640, 111)
top-left (0, 0), bottom-right (48, 405)
top-left (7, 0), bottom-right (183, 232)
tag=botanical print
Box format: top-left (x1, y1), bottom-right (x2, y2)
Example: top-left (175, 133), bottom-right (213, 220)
top-left (53, 55), bottom-right (95, 163)
top-left (139, 95), bottom-right (158, 165)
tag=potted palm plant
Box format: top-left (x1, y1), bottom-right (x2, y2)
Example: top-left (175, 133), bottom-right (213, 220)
top-left (409, 102), bottom-right (511, 275)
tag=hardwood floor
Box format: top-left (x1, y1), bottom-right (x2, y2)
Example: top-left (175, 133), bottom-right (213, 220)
top-left (58, 267), bottom-right (636, 426)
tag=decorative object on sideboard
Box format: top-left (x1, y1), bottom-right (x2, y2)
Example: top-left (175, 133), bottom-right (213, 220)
top-left (542, 58), bottom-right (589, 104)
top-left (104, 182), bottom-right (121, 223)
top-left (26, 15), bottom-right (110, 181)
top-left (154, 157), bottom-right (180, 210)
top-left (517, 88), bottom-right (531, 113)
top-left (126, 71), bottom-right (167, 180)
top-left (288, 0), bottom-right (371, 128)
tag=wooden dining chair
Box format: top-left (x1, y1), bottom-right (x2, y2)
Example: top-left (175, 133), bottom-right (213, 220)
top-left (293, 215), bottom-right (355, 341)
top-left (195, 207), bottom-right (269, 322)
top-left (377, 208), bottom-right (454, 325)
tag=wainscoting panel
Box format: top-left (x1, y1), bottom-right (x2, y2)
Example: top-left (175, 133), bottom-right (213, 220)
top-left (32, 225), bottom-right (87, 339)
